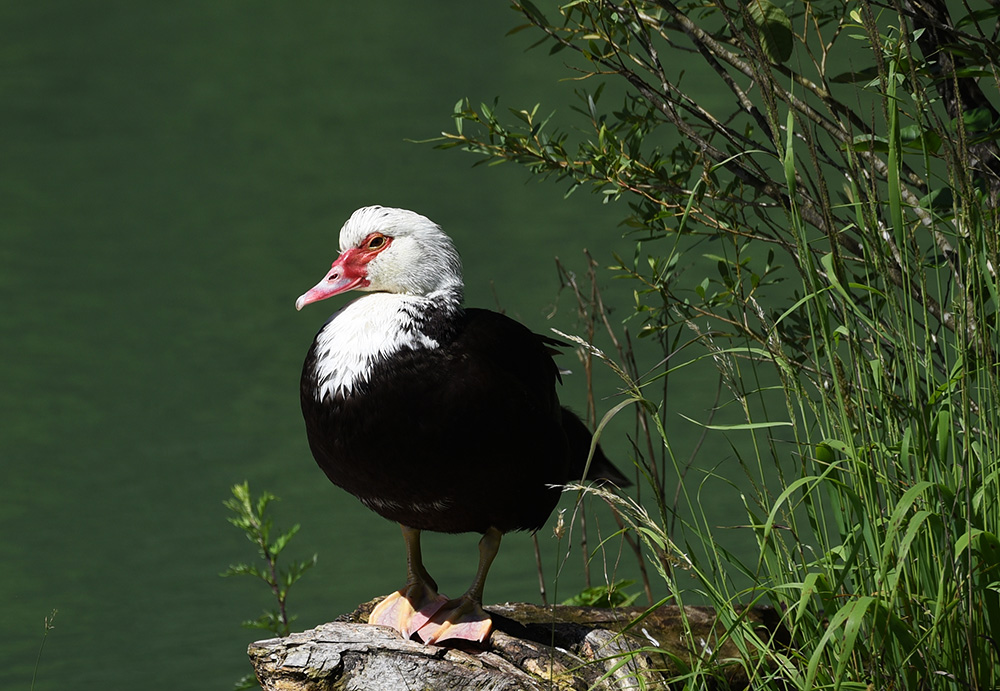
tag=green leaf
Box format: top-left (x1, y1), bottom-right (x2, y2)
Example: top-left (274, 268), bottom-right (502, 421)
top-left (806, 596), bottom-right (877, 686)
top-left (241, 610), bottom-right (284, 633)
top-left (220, 563), bottom-right (266, 580)
top-left (677, 413), bottom-right (792, 430)
top-left (517, 0), bottom-right (549, 26)
top-left (830, 66), bottom-right (880, 83)
top-left (269, 524), bottom-right (301, 557)
top-left (284, 555), bottom-right (318, 587)
top-left (956, 6), bottom-right (1000, 28)
top-left (953, 67), bottom-right (993, 79)
top-left (899, 125), bottom-right (942, 153)
top-left (233, 672), bottom-right (259, 690)
top-left (934, 408), bottom-right (951, 462)
top-left (846, 134), bottom-right (889, 152)
top-left (815, 442), bottom-right (835, 464)
top-left (917, 186), bottom-right (953, 213)
top-left (950, 106), bottom-right (996, 132)
top-left (746, 0), bottom-right (793, 64)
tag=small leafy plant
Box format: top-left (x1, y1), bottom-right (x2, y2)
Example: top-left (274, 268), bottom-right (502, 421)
top-left (563, 579), bottom-right (641, 608)
top-left (222, 482), bottom-right (317, 637)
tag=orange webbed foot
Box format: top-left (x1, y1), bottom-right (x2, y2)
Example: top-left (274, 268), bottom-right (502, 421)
top-left (414, 595), bottom-right (492, 645)
top-left (368, 585), bottom-right (449, 640)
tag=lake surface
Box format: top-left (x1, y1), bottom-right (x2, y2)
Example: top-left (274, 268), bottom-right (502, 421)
top-left (2, 3), bottom-right (750, 688)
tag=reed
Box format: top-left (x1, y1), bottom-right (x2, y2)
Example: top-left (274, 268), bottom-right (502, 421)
top-left (29, 610), bottom-right (57, 691)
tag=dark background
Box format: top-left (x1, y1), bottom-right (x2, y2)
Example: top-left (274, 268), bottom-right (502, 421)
top-left (1, 3), bottom-right (732, 688)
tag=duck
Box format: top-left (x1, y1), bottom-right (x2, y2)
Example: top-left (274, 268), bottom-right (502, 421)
top-left (296, 205), bottom-right (627, 644)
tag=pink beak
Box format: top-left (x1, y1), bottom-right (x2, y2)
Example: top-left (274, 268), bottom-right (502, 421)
top-left (295, 248), bottom-right (370, 311)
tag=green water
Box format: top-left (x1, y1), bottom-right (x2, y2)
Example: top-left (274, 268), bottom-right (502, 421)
top-left (2, 3), bottom-right (746, 689)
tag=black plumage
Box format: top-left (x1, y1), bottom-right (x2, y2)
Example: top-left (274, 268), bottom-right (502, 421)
top-left (301, 307), bottom-right (623, 535)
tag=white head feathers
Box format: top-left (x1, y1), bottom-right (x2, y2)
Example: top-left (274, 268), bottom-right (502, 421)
top-left (340, 206), bottom-right (464, 299)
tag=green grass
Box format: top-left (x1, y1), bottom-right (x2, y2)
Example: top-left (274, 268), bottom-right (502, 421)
top-left (29, 610), bottom-right (57, 691)
top-left (437, 0), bottom-right (1000, 687)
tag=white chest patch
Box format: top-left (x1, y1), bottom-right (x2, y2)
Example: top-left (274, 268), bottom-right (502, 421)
top-left (310, 292), bottom-right (440, 400)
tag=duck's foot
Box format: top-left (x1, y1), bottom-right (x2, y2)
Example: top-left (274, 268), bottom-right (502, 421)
top-left (368, 585), bottom-right (449, 640)
top-left (413, 595), bottom-right (493, 645)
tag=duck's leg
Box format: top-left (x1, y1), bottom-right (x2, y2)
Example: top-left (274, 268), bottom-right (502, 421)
top-left (368, 525), bottom-right (449, 638)
top-left (415, 526), bottom-right (501, 645)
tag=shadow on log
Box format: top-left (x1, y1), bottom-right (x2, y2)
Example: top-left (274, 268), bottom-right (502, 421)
top-left (249, 599), bottom-right (788, 690)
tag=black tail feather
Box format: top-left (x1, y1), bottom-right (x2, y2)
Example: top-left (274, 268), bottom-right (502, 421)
top-left (561, 408), bottom-right (632, 487)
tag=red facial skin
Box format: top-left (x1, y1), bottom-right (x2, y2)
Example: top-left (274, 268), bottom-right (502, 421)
top-left (295, 233), bottom-right (392, 311)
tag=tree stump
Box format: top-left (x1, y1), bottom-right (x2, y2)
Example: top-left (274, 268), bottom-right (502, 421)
top-left (248, 599), bottom-right (787, 690)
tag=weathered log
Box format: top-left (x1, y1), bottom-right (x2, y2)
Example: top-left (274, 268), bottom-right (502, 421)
top-left (248, 599), bottom-right (787, 690)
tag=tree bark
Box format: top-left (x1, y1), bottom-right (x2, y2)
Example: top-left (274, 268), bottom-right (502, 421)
top-left (249, 599), bottom-right (788, 690)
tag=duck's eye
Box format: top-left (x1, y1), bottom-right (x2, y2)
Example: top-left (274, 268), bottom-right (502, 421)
top-left (367, 235), bottom-right (386, 250)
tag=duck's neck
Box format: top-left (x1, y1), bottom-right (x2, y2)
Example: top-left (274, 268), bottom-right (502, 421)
top-left (309, 288), bottom-right (463, 401)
